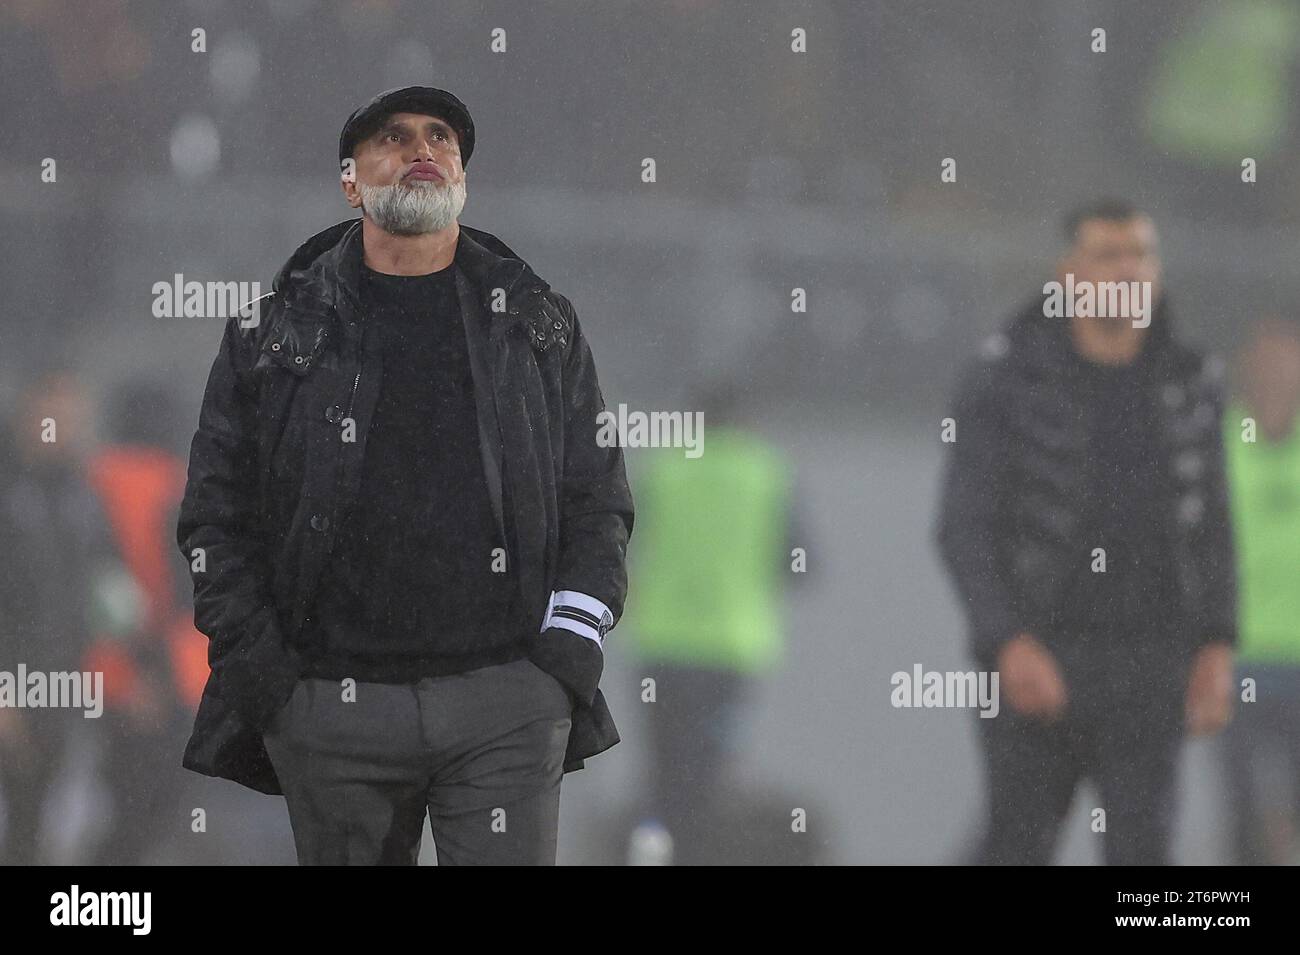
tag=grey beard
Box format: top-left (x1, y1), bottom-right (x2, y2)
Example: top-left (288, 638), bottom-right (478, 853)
top-left (358, 177), bottom-right (466, 236)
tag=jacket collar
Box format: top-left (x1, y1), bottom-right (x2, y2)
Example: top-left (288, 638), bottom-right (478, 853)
top-left (1005, 291), bottom-right (1180, 378)
top-left (271, 217), bottom-right (550, 334)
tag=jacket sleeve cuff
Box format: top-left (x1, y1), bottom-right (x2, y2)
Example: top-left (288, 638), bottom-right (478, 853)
top-left (524, 590), bottom-right (614, 707)
top-left (221, 613), bottom-right (306, 730)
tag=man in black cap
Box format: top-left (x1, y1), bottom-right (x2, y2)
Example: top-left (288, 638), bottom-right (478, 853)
top-left (177, 86), bottom-right (634, 864)
top-left (335, 86), bottom-right (477, 241)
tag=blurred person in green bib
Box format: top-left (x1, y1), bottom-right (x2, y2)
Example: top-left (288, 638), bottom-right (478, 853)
top-left (1222, 315), bottom-right (1300, 864)
top-left (620, 381), bottom-right (810, 864)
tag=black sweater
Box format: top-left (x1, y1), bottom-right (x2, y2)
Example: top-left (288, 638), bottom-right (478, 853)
top-left (301, 259), bottom-right (530, 682)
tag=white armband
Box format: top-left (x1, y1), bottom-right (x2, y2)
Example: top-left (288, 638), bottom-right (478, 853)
top-left (541, 590), bottom-right (614, 649)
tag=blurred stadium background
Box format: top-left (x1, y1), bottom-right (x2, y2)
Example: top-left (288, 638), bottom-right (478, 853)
top-left (2, 0), bottom-right (1295, 863)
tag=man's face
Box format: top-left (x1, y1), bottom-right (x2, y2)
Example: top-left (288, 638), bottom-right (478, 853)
top-left (342, 111), bottom-right (467, 235)
top-left (1060, 215), bottom-right (1162, 304)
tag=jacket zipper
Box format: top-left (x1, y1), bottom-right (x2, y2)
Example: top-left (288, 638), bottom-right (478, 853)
top-left (345, 368), bottom-right (361, 419)
top-left (345, 321), bottom-right (364, 419)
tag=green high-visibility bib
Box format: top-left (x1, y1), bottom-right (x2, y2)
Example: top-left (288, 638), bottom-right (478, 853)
top-left (1145, 0), bottom-right (1300, 164)
top-left (622, 428), bottom-right (792, 674)
top-left (1225, 401), bottom-right (1300, 665)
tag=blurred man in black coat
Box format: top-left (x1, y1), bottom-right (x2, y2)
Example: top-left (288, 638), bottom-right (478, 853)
top-left (936, 200), bottom-right (1235, 865)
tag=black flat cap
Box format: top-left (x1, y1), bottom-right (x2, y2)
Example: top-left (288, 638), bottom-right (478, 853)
top-left (338, 86), bottom-right (475, 169)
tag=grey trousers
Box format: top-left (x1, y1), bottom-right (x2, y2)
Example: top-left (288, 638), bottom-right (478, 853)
top-left (262, 656), bottom-right (573, 865)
